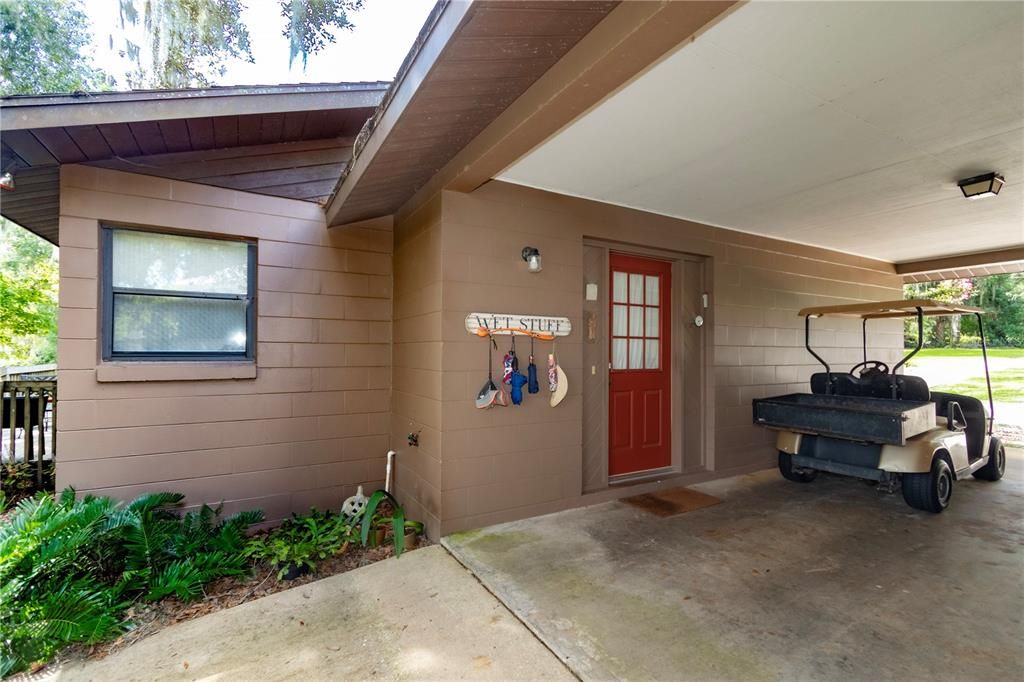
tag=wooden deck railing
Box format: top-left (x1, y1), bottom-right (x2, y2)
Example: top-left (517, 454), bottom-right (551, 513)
top-left (2, 378), bottom-right (57, 488)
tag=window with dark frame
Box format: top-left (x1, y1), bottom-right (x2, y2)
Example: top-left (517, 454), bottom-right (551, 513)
top-left (101, 226), bottom-right (256, 361)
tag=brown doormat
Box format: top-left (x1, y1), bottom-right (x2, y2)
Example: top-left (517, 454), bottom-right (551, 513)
top-left (621, 487), bottom-right (721, 517)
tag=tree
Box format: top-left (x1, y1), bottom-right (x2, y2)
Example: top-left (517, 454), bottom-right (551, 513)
top-left (0, 0), bottom-right (108, 95)
top-left (280, 0), bottom-right (363, 69)
top-left (904, 274), bottom-right (1024, 348)
top-left (116, 0), bottom-right (363, 89)
top-left (0, 219), bottom-right (58, 365)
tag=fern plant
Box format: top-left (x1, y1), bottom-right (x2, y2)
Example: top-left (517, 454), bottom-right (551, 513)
top-left (0, 488), bottom-right (263, 675)
top-left (0, 491), bottom-right (127, 676)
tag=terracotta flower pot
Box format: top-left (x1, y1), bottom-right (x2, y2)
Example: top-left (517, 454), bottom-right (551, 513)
top-left (404, 530), bottom-right (420, 550)
top-left (366, 527), bottom-right (386, 547)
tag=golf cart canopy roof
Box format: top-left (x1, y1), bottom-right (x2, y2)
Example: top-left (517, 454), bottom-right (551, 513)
top-left (799, 299), bottom-right (986, 320)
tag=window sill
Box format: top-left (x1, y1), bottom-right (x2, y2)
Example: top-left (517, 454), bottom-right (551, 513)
top-left (96, 361), bottom-right (257, 383)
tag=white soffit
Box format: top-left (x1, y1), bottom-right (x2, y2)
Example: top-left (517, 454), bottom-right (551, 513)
top-left (498, 1), bottom-right (1024, 263)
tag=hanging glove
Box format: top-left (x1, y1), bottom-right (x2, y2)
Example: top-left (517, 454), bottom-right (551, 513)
top-left (510, 371), bottom-right (528, 405)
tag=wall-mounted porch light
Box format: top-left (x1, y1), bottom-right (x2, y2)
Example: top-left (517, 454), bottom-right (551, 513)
top-left (522, 246), bottom-right (542, 273)
top-left (958, 172), bottom-right (1004, 200)
top-left (0, 171), bottom-right (14, 191)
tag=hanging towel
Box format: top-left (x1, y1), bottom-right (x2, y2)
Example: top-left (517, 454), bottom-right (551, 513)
top-left (548, 353), bottom-right (558, 392)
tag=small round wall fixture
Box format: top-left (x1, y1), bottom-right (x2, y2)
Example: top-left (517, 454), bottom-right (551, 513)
top-left (958, 172), bottom-right (1004, 200)
top-left (522, 246), bottom-right (542, 273)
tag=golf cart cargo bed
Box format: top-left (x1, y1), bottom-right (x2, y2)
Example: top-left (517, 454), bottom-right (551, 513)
top-left (753, 393), bottom-right (935, 446)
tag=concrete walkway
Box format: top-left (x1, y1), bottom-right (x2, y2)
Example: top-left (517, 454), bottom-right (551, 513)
top-left (445, 449), bottom-right (1024, 681)
top-left (50, 546), bottom-right (571, 681)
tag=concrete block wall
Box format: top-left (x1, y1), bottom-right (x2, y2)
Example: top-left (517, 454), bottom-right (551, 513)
top-left (55, 165), bottom-right (393, 523)
top-left (423, 181), bottom-right (903, 534)
top-left (391, 195), bottom-right (444, 538)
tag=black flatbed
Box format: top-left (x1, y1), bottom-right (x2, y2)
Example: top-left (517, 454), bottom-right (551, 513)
top-left (753, 393), bottom-right (936, 446)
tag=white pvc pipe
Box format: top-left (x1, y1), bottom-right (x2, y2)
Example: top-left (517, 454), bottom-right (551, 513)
top-left (385, 449), bottom-right (396, 494)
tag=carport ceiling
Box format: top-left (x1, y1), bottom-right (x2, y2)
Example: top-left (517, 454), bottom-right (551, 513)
top-left (499, 1), bottom-right (1024, 263)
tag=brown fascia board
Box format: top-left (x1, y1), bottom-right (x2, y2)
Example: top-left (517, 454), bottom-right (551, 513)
top-left (894, 247), bottom-right (1024, 275)
top-left (324, 0), bottom-right (469, 227)
top-left (395, 0), bottom-right (742, 222)
top-left (0, 82), bottom-right (388, 131)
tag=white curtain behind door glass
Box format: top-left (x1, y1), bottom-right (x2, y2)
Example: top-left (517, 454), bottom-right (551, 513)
top-left (612, 338), bottom-right (627, 369)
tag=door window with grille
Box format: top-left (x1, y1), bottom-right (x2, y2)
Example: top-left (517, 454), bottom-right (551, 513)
top-left (611, 271), bottom-right (662, 370)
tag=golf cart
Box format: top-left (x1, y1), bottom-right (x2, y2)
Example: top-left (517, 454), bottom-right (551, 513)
top-left (752, 299), bottom-right (1005, 512)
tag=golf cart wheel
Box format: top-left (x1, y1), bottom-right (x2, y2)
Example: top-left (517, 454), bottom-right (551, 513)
top-left (902, 456), bottom-right (953, 513)
top-left (973, 439), bottom-right (1006, 481)
top-left (778, 451), bottom-right (816, 483)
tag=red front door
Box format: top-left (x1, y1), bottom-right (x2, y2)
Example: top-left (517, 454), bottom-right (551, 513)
top-left (609, 253), bottom-right (672, 476)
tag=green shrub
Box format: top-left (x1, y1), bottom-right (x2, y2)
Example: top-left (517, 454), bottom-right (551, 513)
top-left (0, 461), bottom-right (55, 501)
top-left (245, 508), bottom-right (357, 579)
top-left (0, 489), bottom-right (262, 676)
top-left (953, 334), bottom-right (981, 348)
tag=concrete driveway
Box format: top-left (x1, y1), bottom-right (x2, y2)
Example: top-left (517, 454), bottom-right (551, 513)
top-left (49, 546), bottom-right (571, 681)
top-left (444, 449), bottom-right (1024, 681)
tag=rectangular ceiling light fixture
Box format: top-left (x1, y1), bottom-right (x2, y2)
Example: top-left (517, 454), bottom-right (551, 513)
top-left (958, 172), bottom-right (1005, 200)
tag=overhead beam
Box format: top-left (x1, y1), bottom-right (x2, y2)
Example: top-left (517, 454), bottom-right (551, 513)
top-left (895, 247), bottom-right (1024, 275)
top-left (1, 84), bottom-right (386, 131)
top-left (397, 0), bottom-right (741, 220)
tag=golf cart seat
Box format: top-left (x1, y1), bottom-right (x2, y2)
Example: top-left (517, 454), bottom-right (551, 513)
top-left (810, 372), bottom-right (931, 402)
top-left (930, 391), bottom-right (987, 461)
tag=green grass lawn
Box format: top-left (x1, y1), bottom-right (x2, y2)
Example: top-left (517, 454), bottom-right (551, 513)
top-left (929, 369), bottom-right (1024, 403)
top-left (906, 347), bottom-right (1024, 403)
top-left (911, 347), bottom-right (1024, 358)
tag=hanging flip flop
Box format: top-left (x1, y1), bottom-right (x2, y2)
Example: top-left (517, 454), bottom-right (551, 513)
top-left (527, 335), bottom-right (539, 394)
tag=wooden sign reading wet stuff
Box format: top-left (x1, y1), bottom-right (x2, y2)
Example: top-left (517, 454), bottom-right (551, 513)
top-left (465, 313), bottom-right (573, 337)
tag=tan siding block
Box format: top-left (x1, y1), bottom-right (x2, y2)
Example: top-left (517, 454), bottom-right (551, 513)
top-left (318, 319), bottom-right (370, 343)
top-left (58, 307), bottom-right (97, 340)
top-left (346, 297), bottom-right (392, 321)
top-left (60, 246), bottom-right (98, 279)
top-left (58, 216), bottom-right (99, 248)
top-left (260, 317), bottom-right (316, 343)
top-left (57, 338), bottom-right (97, 369)
top-left (291, 293), bottom-right (346, 319)
top-left (58, 277), bottom-right (98, 309)
top-left (257, 291), bottom-right (292, 317)
top-left (346, 250), bottom-right (392, 275)
top-left (259, 266), bottom-right (320, 294)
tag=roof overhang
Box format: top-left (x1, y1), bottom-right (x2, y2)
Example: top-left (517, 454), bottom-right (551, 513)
top-left (326, 0), bottom-right (741, 227)
top-left (1, 82), bottom-right (388, 244)
top-left (0, 83), bottom-right (386, 130)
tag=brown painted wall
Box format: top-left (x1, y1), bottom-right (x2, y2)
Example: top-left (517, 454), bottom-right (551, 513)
top-left (390, 196), bottom-right (444, 538)
top-left (426, 181), bottom-right (903, 534)
top-left (55, 165), bottom-right (393, 523)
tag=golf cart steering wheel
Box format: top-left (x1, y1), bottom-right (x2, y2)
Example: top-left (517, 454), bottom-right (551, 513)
top-left (849, 360), bottom-right (889, 377)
